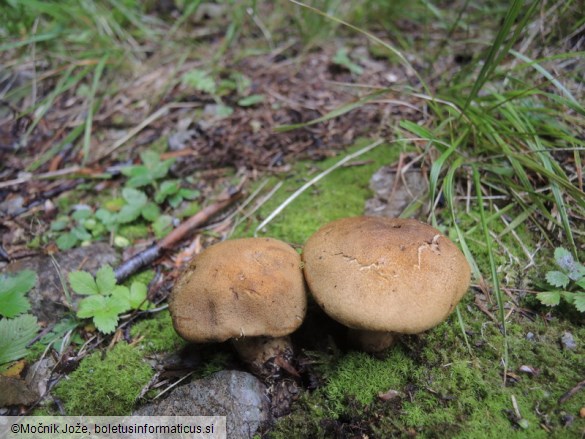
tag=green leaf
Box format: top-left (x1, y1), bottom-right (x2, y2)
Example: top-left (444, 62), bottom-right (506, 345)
top-left (168, 193), bottom-right (183, 208)
top-left (332, 48), bottom-right (363, 75)
top-left (140, 150), bottom-right (161, 168)
top-left (573, 293), bottom-right (585, 313)
top-left (95, 208), bottom-right (116, 227)
top-left (56, 232), bottom-right (79, 250)
top-left (152, 215), bottom-right (173, 238)
top-left (238, 94), bottom-right (264, 107)
top-left (141, 202), bottom-right (161, 222)
top-left (96, 265), bottom-right (116, 295)
top-left (0, 314), bottom-right (38, 365)
top-left (576, 278), bottom-right (585, 290)
top-left (554, 247), bottom-right (575, 272)
top-left (178, 188), bottom-right (200, 200)
top-left (77, 293), bottom-right (129, 334)
top-left (111, 285), bottom-right (132, 312)
top-left (126, 169), bottom-right (154, 188)
top-left (69, 271), bottom-right (98, 295)
top-left (568, 264), bottom-right (585, 282)
top-left (122, 187), bottom-right (147, 206)
top-left (50, 218), bottom-right (69, 231)
top-left (71, 225), bottom-right (92, 241)
top-left (545, 270), bottom-right (570, 288)
top-left (214, 104), bottom-right (233, 118)
top-left (182, 69), bottom-right (216, 94)
top-left (151, 159), bottom-right (174, 180)
top-left (129, 282), bottom-right (148, 310)
top-left (0, 270), bottom-right (37, 318)
top-left (72, 208), bottom-right (92, 221)
top-left (536, 291), bottom-right (561, 307)
top-left (117, 203), bottom-right (143, 223)
top-left (155, 180), bottom-right (180, 203)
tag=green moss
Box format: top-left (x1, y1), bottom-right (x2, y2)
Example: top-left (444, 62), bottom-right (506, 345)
top-left (130, 310), bottom-right (186, 354)
top-left (53, 342), bottom-right (152, 415)
top-left (233, 139), bottom-right (405, 244)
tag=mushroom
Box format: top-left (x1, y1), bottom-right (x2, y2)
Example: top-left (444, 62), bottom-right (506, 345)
top-left (169, 237), bottom-right (307, 378)
top-left (302, 216), bottom-right (471, 353)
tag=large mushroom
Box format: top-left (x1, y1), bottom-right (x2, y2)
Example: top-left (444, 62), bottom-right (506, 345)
top-left (302, 216), bottom-right (471, 353)
top-left (169, 237), bottom-right (307, 377)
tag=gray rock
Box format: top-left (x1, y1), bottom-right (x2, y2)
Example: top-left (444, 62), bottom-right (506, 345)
top-left (133, 370), bottom-right (271, 439)
top-left (561, 331), bottom-right (577, 350)
top-left (1, 243), bottom-right (119, 324)
top-left (365, 165), bottom-right (429, 218)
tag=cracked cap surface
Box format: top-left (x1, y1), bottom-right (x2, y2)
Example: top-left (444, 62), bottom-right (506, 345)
top-left (302, 217), bottom-right (471, 334)
top-left (170, 238), bottom-right (307, 343)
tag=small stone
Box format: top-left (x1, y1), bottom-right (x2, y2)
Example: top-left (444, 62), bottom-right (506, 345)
top-left (133, 370), bottom-right (271, 439)
top-left (525, 332), bottom-right (535, 341)
top-left (560, 332), bottom-right (577, 350)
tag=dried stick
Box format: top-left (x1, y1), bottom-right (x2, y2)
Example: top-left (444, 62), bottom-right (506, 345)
top-left (558, 379), bottom-right (585, 405)
top-left (114, 185), bottom-right (243, 282)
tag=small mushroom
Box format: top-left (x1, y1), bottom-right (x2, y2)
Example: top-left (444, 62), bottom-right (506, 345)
top-left (302, 216), bottom-right (471, 353)
top-left (169, 237), bottom-right (307, 378)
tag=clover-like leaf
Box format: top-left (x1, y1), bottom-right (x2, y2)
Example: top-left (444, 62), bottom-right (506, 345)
top-left (140, 150), bottom-right (161, 169)
top-left (96, 265), bottom-right (116, 295)
top-left (182, 69), bottom-right (216, 94)
top-left (77, 293), bottom-right (130, 334)
top-left (69, 270), bottom-right (99, 295)
top-left (545, 271), bottom-right (570, 289)
top-left (536, 291), bottom-right (561, 307)
top-left (153, 215), bottom-right (173, 238)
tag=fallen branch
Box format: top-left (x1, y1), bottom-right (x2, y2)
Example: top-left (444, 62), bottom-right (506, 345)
top-left (114, 184), bottom-right (243, 282)
top-left (558, 379), bottom-right (585, 405)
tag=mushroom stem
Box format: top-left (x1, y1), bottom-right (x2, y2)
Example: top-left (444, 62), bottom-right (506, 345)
top-left (347, 329), bottom-right (398, 353)
top-left (232, 336), bottom-right (296, 379)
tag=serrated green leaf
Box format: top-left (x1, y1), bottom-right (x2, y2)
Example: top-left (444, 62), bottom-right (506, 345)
top-left (72, 208), bottom-right (92, 221)
top-left (96, 208), bottom-right (116, 227)
top-left (576, 278), bottom-right (585, 290)
top-left (92, 312), bottom-right (120, 334)
top-left (568, 264), bottom-right (585, 282)
top-left (77, 295), bottom-right (107, 317)
top-left (0, 314), bottom-right (38, 365)
top-left (546, 270), bottom-right (570, 288)
top-left (536, 291), bottom-right (561, 307)
top-left (117, 203), bottom-right (143, 223)
top-left (96, 265), bottom-right (116, 295)
top-left (140, 150), bottom-right (161, 168)
top-left (71, 225), bottom-right (92, 241)
top-left (573, 293), bottom-right (585, 312)
top-left (178, 188), bottom-right (200, 200)
top-left (332, 48), bottom-right (363, 75)
top-left (122, 187), bottom-right (147, 206)
top-left (57, 232), bottom-right (79, 250)
top-left (554, 247), bottom-right (575, 272)
top-left (160, 180), bottom-right (181, 196)
top-left (129, 282), bottom-right (148, 310)
top-left (168, 193), bottom-right (183, 208)
top-left (151, 159), bottom-right (175, 180)
top-left (69, 271), bottom-right (98, 295)
top-left (153, 215), bottom-right (173, 238)
top-left (561, 291), bottom-right (575, 303)
top-left (50, 218), bottom-right (69, 231)
top-left (141, 202), bottom-right (161, 221)
top-left (0, 270), bottom-right (37, 318)
top-left (126, 173), bottom-right (154, 188)
top-left (111, 285), bottom-right (132, 312)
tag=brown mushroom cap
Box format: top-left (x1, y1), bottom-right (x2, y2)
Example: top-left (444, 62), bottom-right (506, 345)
top-left (170, 237), bottom-right (307, 343)
top-left (302, 216), bottom-right (471, 334)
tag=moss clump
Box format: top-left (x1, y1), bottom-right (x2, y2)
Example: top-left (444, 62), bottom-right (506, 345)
top-left (130, 310), bottom-right (186, 354)
top-left (53, 342), bottom-right (152, 415)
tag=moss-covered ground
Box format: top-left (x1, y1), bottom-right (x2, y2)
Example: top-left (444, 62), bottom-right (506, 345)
top-left (36, 140), bottom-right (583, 437)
